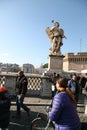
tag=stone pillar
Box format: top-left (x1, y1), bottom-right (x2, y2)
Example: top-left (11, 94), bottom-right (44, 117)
top-left (40, 76), bottom-right (52, 98)
top-left (48, 54), bottom-right (65, 73)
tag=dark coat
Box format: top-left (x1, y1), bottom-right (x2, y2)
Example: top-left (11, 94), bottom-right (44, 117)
top-left (0, 97), bottom-right (11, 128)
top-left (68, 79), bottom-right (80, 102)
top-left (15, 75), bottom-right (28, 95)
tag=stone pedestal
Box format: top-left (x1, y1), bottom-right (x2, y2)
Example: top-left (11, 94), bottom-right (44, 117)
top-left (47, 54), bottom-right (65, 74)
top-left (40, 77), bottom-right (52, 98)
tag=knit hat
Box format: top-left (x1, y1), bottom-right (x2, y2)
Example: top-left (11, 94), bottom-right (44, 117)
top-left (0, 86), bottom-right (7, 93)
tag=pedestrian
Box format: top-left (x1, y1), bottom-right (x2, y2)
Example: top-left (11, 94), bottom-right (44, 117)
top-left (15, 71), bottom-right (30, 118)
top-left (79, 76), bottom-right (86, 94)
top-left (68, 73), bottom-right (80, 104)
top-left (49, 77), bottom-right (81, 130)
top-left (51, 72), bottom-right (57, 97)
top-left (0, 86), bottom-right (11, 130)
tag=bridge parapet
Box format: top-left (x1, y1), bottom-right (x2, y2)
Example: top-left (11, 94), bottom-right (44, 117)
top-left (0, 73), bottom-right (52, 98)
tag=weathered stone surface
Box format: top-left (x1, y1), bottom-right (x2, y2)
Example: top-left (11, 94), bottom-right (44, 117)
top-left (47, 54), bottom-right (64, 74)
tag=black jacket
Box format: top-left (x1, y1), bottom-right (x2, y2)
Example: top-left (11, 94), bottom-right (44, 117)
top-left (15, 75), bottom-right (28, 95)
top-left (0, 97), bottom-right (11, 128)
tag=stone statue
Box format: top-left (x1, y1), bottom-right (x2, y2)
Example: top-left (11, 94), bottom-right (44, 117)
top-left (46, 21), bottom-right (66, 55)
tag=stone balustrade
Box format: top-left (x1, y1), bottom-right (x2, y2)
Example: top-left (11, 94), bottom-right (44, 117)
top-left (0, 72), bottom-right (52, 98)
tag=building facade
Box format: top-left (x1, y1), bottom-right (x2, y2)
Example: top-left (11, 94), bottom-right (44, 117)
top-left (22, 63), bottom-right (35, 73)
top-left (63, 52), bottom-right (87, 72)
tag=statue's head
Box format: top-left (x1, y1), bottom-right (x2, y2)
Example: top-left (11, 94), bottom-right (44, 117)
top-left (54, 22), bottom-right (59, 27)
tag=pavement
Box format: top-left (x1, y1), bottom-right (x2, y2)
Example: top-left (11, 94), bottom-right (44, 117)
top-left (9, 97), bottom-right (52, 130)
top-left (8, 94), bottom-right (87, 130)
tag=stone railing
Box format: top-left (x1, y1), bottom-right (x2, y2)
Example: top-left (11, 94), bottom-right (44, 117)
top-left (0, 73), bottom-right (52, 98)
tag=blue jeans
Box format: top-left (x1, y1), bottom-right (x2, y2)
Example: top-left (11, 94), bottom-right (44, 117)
top-left (16, 95), bottom-right (29, 114)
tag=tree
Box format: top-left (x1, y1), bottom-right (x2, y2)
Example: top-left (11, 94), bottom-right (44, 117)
top-left (43, 63), bottom-right (48, 68)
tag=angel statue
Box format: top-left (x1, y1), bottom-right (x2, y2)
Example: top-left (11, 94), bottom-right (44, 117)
top-left (46, 20), bottom-right (66, 55)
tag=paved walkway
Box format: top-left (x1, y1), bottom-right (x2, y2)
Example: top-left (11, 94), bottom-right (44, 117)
top-left (8, 94), bottom-right (87, 130)
top-left (9, 97), bottom-right (52, 130)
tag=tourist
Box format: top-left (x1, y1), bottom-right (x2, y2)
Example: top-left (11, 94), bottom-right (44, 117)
top-left (0, 86), bottom-right (11, 129)
top-left (79, 75), bottom-right (86, 94)
top-left (51, 72), bottom-right (57, 97)
top-left (15, 71), bottom-right (30, 118)
top-left (49, 77), bottom-right (81, 130)
top-left (68, 73), bottom-right (80, 104)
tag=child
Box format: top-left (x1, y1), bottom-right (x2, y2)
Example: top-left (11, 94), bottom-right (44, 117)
top-left (0, 86), bottom-right (11, 130)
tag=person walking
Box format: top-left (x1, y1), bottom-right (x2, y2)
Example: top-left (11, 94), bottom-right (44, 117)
top-left (49, 77), bottom-right (81, 130)
top-left (51, 72), bottom-right (57, 97)
top-left (79, 76), bottom-right (86, 94)
top-left (0, 86), bottom-right (11, 130)
top-left (15, 71), bottom-right (30, 118)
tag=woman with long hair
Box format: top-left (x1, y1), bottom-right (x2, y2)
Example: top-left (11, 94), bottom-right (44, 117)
top-left (49, 77), bottom-right (81, 130)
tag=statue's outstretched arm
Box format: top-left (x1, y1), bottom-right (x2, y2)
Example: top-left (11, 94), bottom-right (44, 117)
top-left (63, 35), bottom-right (67, 39)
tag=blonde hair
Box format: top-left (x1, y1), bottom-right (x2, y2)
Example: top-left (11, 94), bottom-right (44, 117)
top-left (56, 77), bottom-right (76, 104)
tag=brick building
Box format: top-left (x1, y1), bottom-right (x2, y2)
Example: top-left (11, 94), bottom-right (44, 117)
top-left (63, 52), bottom-right (87, 72)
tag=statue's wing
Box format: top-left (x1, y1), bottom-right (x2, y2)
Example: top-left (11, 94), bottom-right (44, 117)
top-left (59, 28), bottom-right (64, 37)
top-left (46, 27), bottom-right (54, 43)
top-left (60, 28), bottom-right (66, 38)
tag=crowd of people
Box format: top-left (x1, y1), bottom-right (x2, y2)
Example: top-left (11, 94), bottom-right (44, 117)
top-left (51, 72), bottom-right (87, 100)
top-left (0, 71), bottom-right (87, 130)
top-left (49, 72), bottom-right (87, 130)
